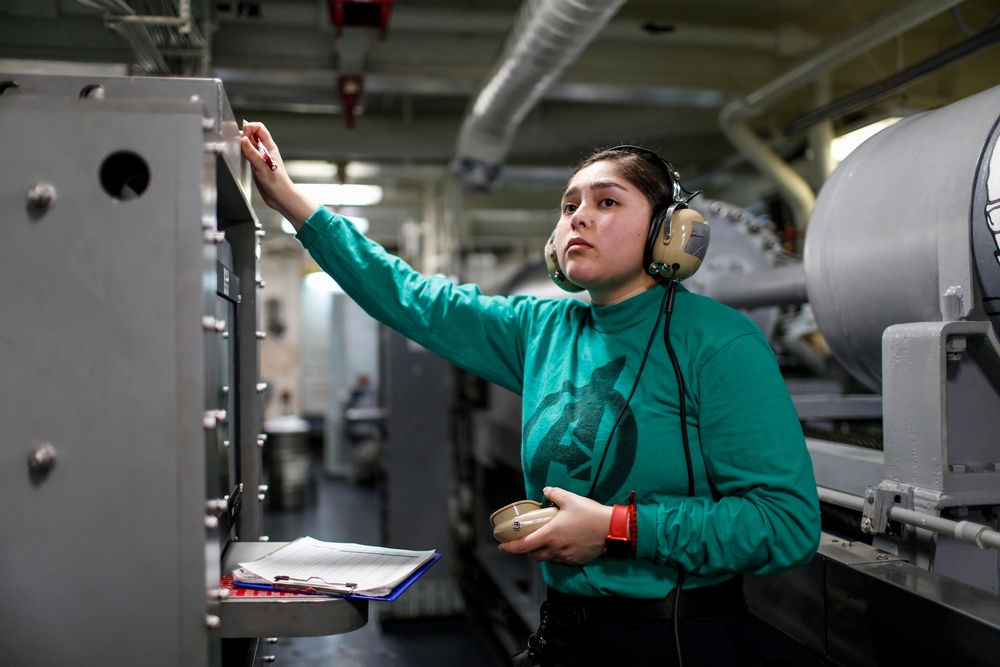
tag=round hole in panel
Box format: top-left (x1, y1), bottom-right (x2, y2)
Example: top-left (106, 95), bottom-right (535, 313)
top-left (100, 151), bottom-right (150, 201)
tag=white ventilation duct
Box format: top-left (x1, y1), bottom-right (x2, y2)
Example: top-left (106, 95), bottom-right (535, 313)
top-left (452, 0), bottom-right (627, 191)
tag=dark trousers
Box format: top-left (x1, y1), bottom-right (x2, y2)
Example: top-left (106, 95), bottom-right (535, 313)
top-left (537, 603), bottom-right (782, 667)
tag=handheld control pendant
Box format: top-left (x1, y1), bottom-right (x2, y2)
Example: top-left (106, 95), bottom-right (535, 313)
top-left (490, 500), bottom-right (559, 543)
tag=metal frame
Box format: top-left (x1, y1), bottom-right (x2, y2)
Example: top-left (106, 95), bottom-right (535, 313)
top-left (0, 73), bottom-right (366, 667)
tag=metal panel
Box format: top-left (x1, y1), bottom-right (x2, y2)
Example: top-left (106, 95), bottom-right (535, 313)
top-left (0, 73), bottom-right (335, 667)
top-left (748, 534), bottom-right (1000, 667)
top-left (0, 94), bottom-right (212, 665)
top-left (826, 558), bottom-right (1000, 666)
top-left (806, 438), bottom-right (885, 498)
top-left (379, 327), bottom-right (462, 616)
top-left (882, 320), bottom-right (1000, 506)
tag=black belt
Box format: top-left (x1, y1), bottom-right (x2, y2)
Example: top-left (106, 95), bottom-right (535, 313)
top-left (545, 575), bottom-right (745, 623)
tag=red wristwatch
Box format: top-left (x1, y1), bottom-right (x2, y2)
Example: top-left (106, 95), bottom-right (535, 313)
top-left (604, 491), bottom-right (636, 558)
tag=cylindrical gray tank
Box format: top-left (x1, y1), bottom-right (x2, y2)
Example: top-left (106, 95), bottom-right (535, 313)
top-left (804, 84), bottom-right (1000, 392)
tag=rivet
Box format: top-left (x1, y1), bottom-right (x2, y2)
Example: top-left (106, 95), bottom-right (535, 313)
top-left (27, 443), bottom-right (57, 477)
top-left (26, 183), bottom-right (57, 212)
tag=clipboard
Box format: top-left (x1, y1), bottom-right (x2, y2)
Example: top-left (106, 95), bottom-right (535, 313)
top-left (231, 537), bottom-right (441, 601)
top-left (233, 552), bottom-right (442, 601)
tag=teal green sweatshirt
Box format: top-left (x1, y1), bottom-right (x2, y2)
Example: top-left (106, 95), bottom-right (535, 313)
top-left (298, 207), bottom-right (820, 598)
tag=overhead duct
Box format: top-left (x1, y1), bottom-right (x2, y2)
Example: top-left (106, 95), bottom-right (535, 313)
top-left (452, 0), bottom-right (626, 191)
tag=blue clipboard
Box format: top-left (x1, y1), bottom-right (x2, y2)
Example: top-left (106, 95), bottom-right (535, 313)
top-left (233, 552), bottom-right (442, 601)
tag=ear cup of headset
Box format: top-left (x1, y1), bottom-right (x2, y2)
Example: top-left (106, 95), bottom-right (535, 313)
top-left (644, 204), bottom-right (710, 281)
top-left (544, 230), bottom-right (585, 292)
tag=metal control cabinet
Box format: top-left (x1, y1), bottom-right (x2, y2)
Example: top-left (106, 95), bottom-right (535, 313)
top-left (0, 74), bottom-right (365, 667)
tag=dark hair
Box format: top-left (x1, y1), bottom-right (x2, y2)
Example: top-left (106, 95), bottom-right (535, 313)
top-left (571, 146), bottom-right (677, 215)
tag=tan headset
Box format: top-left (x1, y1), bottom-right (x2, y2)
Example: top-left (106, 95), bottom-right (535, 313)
top-left (544, 146), bottom-right (710, 293)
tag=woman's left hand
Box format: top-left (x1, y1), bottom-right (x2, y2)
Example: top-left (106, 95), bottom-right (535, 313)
top-left (498, 487), bottom-right (613, 565)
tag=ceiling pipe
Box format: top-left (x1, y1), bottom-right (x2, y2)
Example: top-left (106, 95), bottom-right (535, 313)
top-left (212, 4), bottom-right (819, 57)
top-left (706, 263), bottom-right (809, 310)
top-left (92, 0), bottom-right (209, 74)
top-left (451, 0), bottom-right (627, 191)
top-left (788, 19), bottom-right (1000, 135)
top-left (719, 0), bottom-right (967, 232)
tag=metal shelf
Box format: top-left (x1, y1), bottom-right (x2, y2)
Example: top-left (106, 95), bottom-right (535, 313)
top-left (219, 542), bottom-right (368, 639)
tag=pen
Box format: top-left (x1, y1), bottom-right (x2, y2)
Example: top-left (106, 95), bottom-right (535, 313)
top-left (258, 141), bottom-right (277, 171)
top-left (273, 575), bottom-right (358, 592)
top-left (242, 119), bottom-right (277, 171)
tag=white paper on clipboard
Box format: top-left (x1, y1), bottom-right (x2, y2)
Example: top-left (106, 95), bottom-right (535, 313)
top-left (235, 536), bottom-right (437, 597)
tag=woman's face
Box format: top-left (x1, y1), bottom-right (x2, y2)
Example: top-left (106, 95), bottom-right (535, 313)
top-left (555, 160), bottom-right (657, 305)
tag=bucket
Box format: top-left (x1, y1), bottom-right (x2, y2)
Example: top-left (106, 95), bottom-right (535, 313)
top-left (264, 416), bottom-right (312, 510)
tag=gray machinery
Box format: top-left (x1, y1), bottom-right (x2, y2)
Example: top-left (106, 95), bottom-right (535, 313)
top-left (759, 81), bottom-right (1000, 666)
top-left (377, 327), bottom-right (465, 620)
top-left (0, 74), bottom-right (366, 667)
top-left (455, 84), bottom-right (1000, 665)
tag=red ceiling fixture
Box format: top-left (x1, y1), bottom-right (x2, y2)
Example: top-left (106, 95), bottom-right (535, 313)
top-left (338, 74), bottom-right (364, 130)
top-left (326, 0), bottom-right (395, 40)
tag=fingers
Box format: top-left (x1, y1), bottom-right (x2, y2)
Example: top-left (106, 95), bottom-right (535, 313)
top-left (498, 529), bottom-right (542, 556)
top-left (240, 135), bottom-right (263, 167)
top-left (241, 122), bottom-right (283, 178)
top-left (543, 485), bottom-right (567, 507)
top-left (499, 536), bottom-right (589, 566)
top-left (240, 119), bottom-right (261, 139)
top-left (240, 120), bottom-right (269, 156)
top-left (497, 486), bottom-right (609, 566)
top-left (240, 119), bottom-right (257, 146)
top-left (529, 548), bottom-right (558, 564)
top-left (241, 120), bottom-right (277, 156)
top-left (500, 539), bottom-right (559, 563)
top-left (242, 120), bottom-right (273, 144)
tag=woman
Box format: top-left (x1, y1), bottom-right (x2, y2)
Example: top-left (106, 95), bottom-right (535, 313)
top-left (241, 123), bottom-right (821, 666)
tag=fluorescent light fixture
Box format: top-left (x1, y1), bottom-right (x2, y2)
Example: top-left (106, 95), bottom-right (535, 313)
top-left (281, 215), bottom-right (369, 235)
top-left (298, 183), bottom-right (383, 207)
top-left (343, 216), bottom-right (370, 234)
top-left (285, 161), bottom-right (338, 180)
top-left (304, 271), bottom-right (343, 294)
top-left (343, 162), bottom-right (382, 178)
top-left (285, 160), bottom-right (383, 180)
top-left (831, 117), bottom-right (902, 162)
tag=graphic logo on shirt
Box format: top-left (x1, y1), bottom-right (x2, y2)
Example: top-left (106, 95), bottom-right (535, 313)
top-left (523, 356), bottom-right (636, 503)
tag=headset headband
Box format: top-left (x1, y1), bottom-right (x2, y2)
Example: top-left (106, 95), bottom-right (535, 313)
top-left (606, 145), bottom-right (701, 205)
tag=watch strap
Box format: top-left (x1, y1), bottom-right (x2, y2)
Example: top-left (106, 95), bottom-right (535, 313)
top-left (604, 491), bottom-right (636, 557)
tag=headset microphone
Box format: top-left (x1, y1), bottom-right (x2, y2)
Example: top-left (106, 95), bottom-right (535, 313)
top-left (544, 230), bottom-right (586, 293)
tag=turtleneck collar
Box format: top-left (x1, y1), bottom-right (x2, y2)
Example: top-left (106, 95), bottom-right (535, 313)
top-left (589, 283), bottom-right (684, 332)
